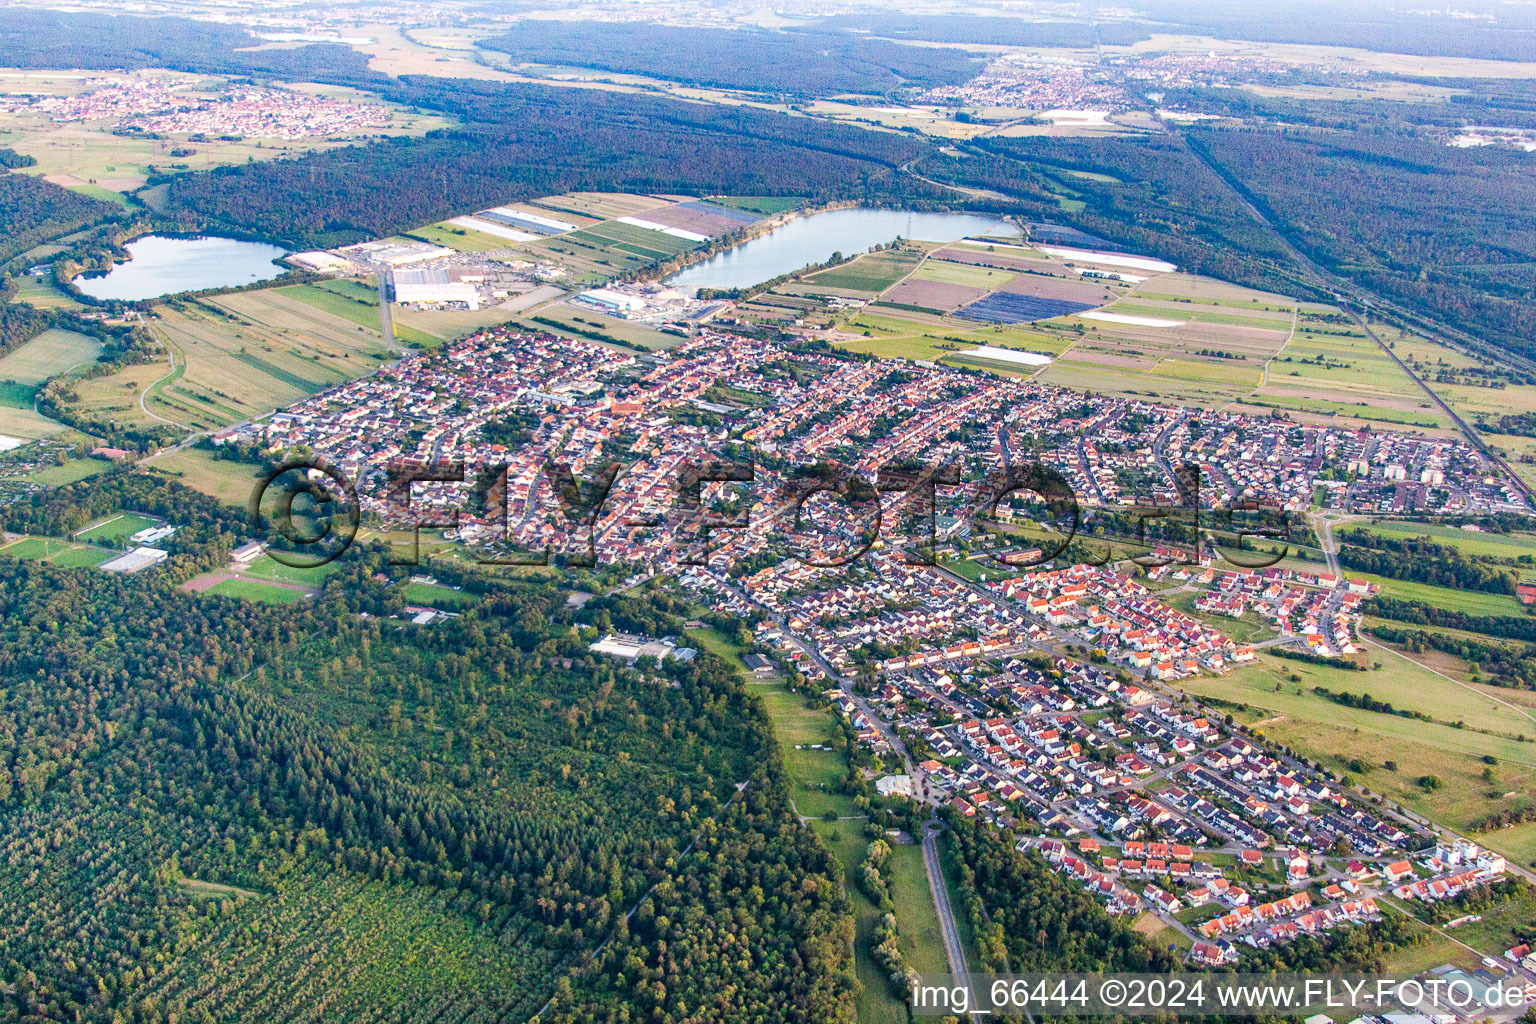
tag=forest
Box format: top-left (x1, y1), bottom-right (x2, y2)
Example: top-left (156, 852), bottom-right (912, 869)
top-left (1336, 528), bottom-right (1521, 594)
top-left (1189, 125), bottom-right (1536, 362)
top-left (915, 136), bottom-right (1312, 298)
top-left (0, 9), bottom-right (377, 82)
top-left (0, 171), bottom-right (122, 268)
top-left (795, 14), bottom-right (1149, 48)
top-left (159, 79), bottom-right (940, 248)
top-left (481, 22), bottom-right (983, 96)
top-left (0, 474), bottom-right (856, 1023)
top-left (1132, 0), bottom-right (1536, 63)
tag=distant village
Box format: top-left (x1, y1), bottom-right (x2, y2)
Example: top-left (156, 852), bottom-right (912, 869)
top-left (21, 77), bottom-right (389, 139)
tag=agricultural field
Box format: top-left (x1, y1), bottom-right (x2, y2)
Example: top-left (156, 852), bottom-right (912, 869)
top-left (70, 289), bottom-right (395, 434)
top-left (1343, 569), bottom-right (1529, 617)
top-left (883, 277), bottom-right (988, 313)
top-left (523, 306), bottom-right (681, 351)
top-left (1181, 651), bottom-right (1536, 773)
top-left (910, 257), bottom-right (1018, 291)
top-left (0, 328), bottom-right (102, 385)
top-left (838, 309), bottom-right (1073, 366)
top-left (1347, 520), bottom-right (1536, 563)
top-left (0, 327), bottom-right (102, 438)
top-left (706, 195), bottom-right (801, 215)
top-left (143, 446), bottom-right (265, 505)
top-left (1235, 312), bottom-right (1449, 430)
top-left (10, 274), bottom-right (83, 310)
top-left (391, 302), bottom-right (525, 344)
top-left (26, 456), bottom-right (109, 487)
top-left (803, 247), bottom-right (925, 294)
top-left (403, 221), bottom-right (510, 253)
top-left (1028, 282), bottom-right (1295, 405)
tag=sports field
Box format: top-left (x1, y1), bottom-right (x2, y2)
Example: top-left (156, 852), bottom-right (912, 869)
top-left (75, 513), bottom-right (159, 545)
top-left (207, 578), bottom-right (313, 604)
top-left (0, 534), bottom-right (116, 567)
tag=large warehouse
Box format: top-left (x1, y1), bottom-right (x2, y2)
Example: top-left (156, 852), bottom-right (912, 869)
top-left (392, 268), bottom-right (481, 310)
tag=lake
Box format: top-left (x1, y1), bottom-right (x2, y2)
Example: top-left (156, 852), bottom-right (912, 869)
top-left (665, 208), bottom-right (1014, 291)
top-left (74, 235), bottom-right (290, 301)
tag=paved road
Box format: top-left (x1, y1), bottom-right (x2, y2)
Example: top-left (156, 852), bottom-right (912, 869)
top-left (923, 822), bottom-right (983, 1023)
top-left (375, 273), bottom-right (397, 348)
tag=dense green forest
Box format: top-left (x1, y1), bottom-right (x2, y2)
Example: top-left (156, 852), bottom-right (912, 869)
top-left (1132, 0), bottom-right (1536, 62)
top-left (794, 14), bottom-right (1148, 47)
top-left (481, 22), bottom-right (982, 96)
top-left (160, 79), bottom-right (939, 248)
top-left (0, 171), bottom-right (122, 267)
top-left (1190, 125), bottom-right (1536, 361)
top-left (0, 301), bottom-right (59, 356)
top-left (914, 137), bottom-right (1311, 298)
top-left (944, 814), bottom-right (1179, 975)
top-left (0, 474), bottom-right (856, 1022)
top-left (0, 9), bottom-right (377, 81)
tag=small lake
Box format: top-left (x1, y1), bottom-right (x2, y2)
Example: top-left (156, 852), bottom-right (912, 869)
top-left (74, 235), bottom-right (289, 301)
top-left (665, 208), bottom-right (1014, 291)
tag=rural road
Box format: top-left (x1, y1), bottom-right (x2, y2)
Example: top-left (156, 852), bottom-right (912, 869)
top-left (923, 821), bottom-right (983, 1023)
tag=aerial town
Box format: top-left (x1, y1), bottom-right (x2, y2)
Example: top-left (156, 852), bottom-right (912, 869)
top-left (20, 77), bottom-right (389, 138)
top-left (209, 319), bottom-right (1529, 967)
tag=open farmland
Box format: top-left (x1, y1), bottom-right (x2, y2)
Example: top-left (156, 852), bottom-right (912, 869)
top-left (0, 328), bottom-right (103, 437)
top-left (67, 289), bottom-right (394, 434)
top-left (909, 257), bottom-right (1018, 290)
top-left (803, 247), bottom-right (924, 294)
top-left (1182, 651), bottom-right (1536, 773)
top-left (883, 278), bottom-right (988, 313)
top-left (522, 305), bottom-right (680, 351)
top-left (1234, 310), bottom-right (1449, 430)
top-left (1349, 520), bottom-right (1536, 562)
top-left (838, 309), bottom-right (1074, 363)
top-left (0, 327), bottom-right (100, 387)
top-left (403, 221), bottom-right (510, 253)
top-left (11, 274), bottom-right (83, 310)
top-left (143, 446), bottom-right (265, 505)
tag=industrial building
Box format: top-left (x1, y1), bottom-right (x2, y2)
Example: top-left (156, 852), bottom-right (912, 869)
top-left (288, 251), bottom-right (356, 274)
top-left (588, 633), bottom-right (697, 663)
top-left (393, 268), bottom-right (481, 310)
top-left (99, 547), bottom-right (168, 574)
top-left (129, 524), bottom-right (177, 546)
top-left (341, 240), bottom-right (456, 266)
top-left (575, 289), bottom-right (646, 314)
